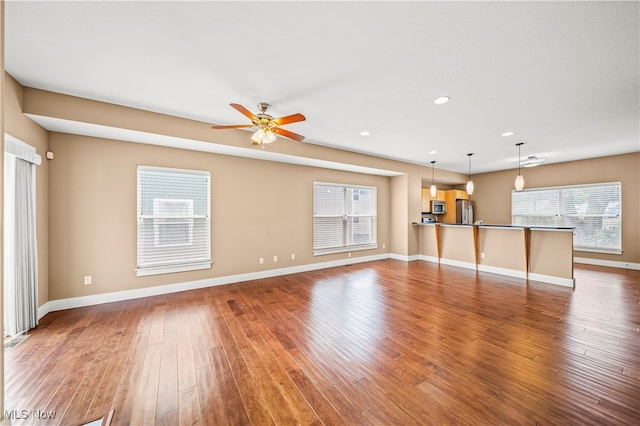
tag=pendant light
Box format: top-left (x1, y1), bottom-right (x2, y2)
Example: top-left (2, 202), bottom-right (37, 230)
top-left (515, 142), bottom-right (524, 191)
top-left (430, 160), bottom-right (437, 197)
top-left (466, 153), bottom-right (474, 195)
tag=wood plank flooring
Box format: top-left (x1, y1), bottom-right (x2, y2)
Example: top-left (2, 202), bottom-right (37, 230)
top-left (5, 260), bottom-right (640, 425)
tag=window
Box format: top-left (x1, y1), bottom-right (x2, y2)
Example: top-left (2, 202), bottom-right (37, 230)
top-left (512, 182), bottom-right (621, 254)
top-left (313, 182), bottom-right (377, 255)
top-left (153, 199), bottom-right (194, 247)
top-left (137, 166), bottom-right (211, 276)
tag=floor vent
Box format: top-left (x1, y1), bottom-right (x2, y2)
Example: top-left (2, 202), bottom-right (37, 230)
top-left (4, 334), bottom-right (29, 349)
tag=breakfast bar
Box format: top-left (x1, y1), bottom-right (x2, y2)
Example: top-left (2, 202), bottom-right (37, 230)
top-left (414, 223), bottom-right (575, 287)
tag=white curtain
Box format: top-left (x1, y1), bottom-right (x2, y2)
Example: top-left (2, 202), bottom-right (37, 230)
top-left (4, 135), bottom-right (40, 336)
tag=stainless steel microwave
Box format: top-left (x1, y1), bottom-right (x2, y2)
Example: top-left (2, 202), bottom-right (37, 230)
top-left (431, 200), bottom-right (446, 214)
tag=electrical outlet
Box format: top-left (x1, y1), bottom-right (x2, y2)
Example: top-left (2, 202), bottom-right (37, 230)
top-left (383, 243), bottom-right (386, 249)
top-left (273, 255), bottom-right (278, 262)
top-left (259, 257), bottom-right (264, 264)
top-left (481, 252), bottom-right (486, 259)
top-left (348, 252), bottom-right (352, 258)
top-left (291, 254), bottom-right (296, 260)
top-left (84, 275), bottom-right (92, 285)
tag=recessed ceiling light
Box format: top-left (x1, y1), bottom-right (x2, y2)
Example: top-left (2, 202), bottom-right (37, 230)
top-left (429, 150), bottom-right (438, 154)
top-left (360, 131), bottom-right (370, 136)
top-left (434, 96), bottom-right (450, 105)
top-left (501, 131), bottom-right (515, 137)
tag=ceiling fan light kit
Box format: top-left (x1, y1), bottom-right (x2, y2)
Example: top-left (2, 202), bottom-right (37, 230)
top-left (251, 128), bottom-right (276, 145)
top-left (211, 102), bottom-right (306, 145)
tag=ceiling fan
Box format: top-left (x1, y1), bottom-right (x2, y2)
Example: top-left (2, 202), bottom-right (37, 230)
top-left (211, 102), bottom-right (306, 145)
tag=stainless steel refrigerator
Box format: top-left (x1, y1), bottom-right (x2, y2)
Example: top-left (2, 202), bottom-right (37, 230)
top-left (456, 199), bottom-right (474, 224)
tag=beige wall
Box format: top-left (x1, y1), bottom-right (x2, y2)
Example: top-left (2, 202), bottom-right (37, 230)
top-left (530, 229), bottom-right (574, 279)
top-left (390, 174), bottom-right (408, 256)
top-left (478, 227), bottom-right (526, 272)
top-left (470, 153), bottom-right (640, 264)
top-left (417, 225), bottom-right (439, 258)
top-left (47, 132), bottom-right (391, 300)
top-left (439, 225), bottom-right (475, 264)
top-left (408, 173), bottom-right (422, 256)
top-left (23, 87), bottom-right (415, 179)
top-left (4, 75), bottom-right (49, 306)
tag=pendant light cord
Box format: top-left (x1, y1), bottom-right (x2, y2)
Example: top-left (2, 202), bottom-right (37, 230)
top-left (514, 142), bottom-right (525, 191)
top-left (516, 143), bottom-right (523, 176)
top-left (431, 161), bottom-right (436, 185)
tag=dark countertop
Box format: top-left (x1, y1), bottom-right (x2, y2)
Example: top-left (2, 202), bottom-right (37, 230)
top-left (412, 222), bottom-right (575, 231)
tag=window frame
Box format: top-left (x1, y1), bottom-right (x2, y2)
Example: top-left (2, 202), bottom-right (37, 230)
top-left (313, 182), bottom-right (378, 256)
top-left (511, 181), bottom-right (622, 254)
top-left (136, 166), bottom-right (211, 276)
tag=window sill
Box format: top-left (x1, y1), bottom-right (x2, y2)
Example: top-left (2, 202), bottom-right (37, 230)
top-left (574, 248), bottom-right (623, 255)
top-left (136, 261), bottom-right (212, 277)
top-left (313, 244), bottom-right (378, 256)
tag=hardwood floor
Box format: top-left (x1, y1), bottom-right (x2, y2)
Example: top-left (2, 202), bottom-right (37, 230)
top-left (5, 260), bottom-right (640, 425)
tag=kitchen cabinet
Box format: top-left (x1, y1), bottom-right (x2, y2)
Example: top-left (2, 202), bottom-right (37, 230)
top-left (441, 189), bottom-right (470, 223)
top-left (450, 190), bottom-right (470, 201)
top-left (421, 188), bottom-right (446, 212)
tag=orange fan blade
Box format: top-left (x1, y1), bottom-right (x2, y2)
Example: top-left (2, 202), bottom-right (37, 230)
top-left (230, 103), bottom-right (258, 121)
top-left (274, 113), bottom-right (306, 126)
top-left (211, 124), bottom-right (254, 129)
top-left (273, 127), bottom-right (305, 142)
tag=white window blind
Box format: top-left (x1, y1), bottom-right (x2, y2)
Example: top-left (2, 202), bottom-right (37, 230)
top-left (313, 182), bottom-right (377, 255)
top-left (137, 166), bottom-right (211, 276)
top-left (512, 182), bottom-right (621, 254)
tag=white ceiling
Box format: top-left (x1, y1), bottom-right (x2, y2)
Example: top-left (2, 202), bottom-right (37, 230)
top-left (4, 1), bottom-right (639, 175)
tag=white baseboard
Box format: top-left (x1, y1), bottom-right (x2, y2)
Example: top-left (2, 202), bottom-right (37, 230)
top-left (477, 264), bottom-right (527, 280)
top-left (417, 255), bottom-right (439, 264)
top-left (39, 253), bottom-right (392, 317)
top-left (528, 273), bottom-right (575, 288)
top-left (574, 257), bottom-right (640, 270)
top-left (421, 259), bottom-right (574, 288)
top-left (439, 258), bottom-right (477, 271)
top-left (389, 253), bottom-right (419, 262)
top-left (38, 303), bottom-right (51, 320)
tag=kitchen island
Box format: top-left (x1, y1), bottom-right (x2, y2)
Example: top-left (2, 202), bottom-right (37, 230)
top-left (414, 222), bottom-right (575, 287)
